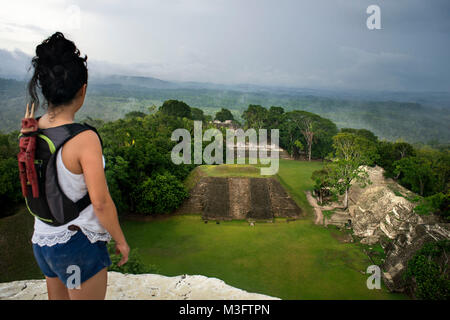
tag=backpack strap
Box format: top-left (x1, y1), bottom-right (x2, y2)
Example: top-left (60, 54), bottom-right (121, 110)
top-left (43, 123), bottom-right (103, 225)
top-left (75, 192), bottom-right (92, 213)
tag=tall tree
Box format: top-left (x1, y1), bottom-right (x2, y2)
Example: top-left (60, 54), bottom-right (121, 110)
top-left (341, 128), bottom-right (378, 143)
top-left (394, 155), bottom-right (435, 196)
top-left (214, 108), bottom-right (234, 122)
top-left (289, 111), bottom-right (317, 161)
top-left (393, 141), bottom-right (415, 159)
top-left (329, 133), bottom-right (376, 208)
top-left (266, 106), bottom-right (284, 129)
top-left (376, 140), bottom-right (415, 178)
top-left (191, 107), bottom-right (205, 121)
top-left (279, 110), bottom-right (337, 160)
top-left (242, 104), bottom-right (267, 130)
top-left (159, 100), bottom-right (192, 119)
top-left (279, 116), bottom-right (299, 158)
top-left (311, 166), bottom-right (334, 205)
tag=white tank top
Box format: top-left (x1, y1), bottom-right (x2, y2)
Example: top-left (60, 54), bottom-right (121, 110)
top-left (31, 147), bottom-right (111, 247)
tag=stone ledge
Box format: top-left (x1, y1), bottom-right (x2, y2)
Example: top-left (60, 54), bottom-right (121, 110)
top-left (0, 272), bottom-right (280, 300)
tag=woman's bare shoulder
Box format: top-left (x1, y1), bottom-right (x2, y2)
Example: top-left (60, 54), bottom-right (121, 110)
top-left (77, 129), bottom-right (100, 144)
top-left (68, 129), bottom-right (102, 152)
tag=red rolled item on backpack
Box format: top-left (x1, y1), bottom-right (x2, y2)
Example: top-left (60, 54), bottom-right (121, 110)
top-left (17, 153), bottom-right (28, 197)
top-left (18, 117), bottom-right (39, 198)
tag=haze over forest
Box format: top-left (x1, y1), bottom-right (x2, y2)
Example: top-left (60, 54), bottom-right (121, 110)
top-left (0, 0), bottom-right (449, 144)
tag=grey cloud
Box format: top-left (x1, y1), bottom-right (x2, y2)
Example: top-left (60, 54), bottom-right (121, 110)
top-left (0, 0), bottom-right (448, 92)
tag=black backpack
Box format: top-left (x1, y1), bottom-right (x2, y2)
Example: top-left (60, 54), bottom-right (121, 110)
top-left (19, 120), bottom-right (103, 226)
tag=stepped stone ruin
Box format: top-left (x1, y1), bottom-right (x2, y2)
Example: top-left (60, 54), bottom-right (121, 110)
top-left (320, 165), bottom-right (450, 293)
top-left (346, 166), bottom-right (440, 244)
top-left (177, 177), bottom-right (302, 221)
top-left (382, 222), bottom-right (450, 293)
top-left (0, 272), bottom-right (280, 300)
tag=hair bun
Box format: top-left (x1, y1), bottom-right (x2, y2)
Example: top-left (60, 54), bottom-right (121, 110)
top-left (28, 32), bottom-right (88, 108)
top-left (35, 32), bottom-right (81, 67)
top-left (51, 64), bottom-right (66, 79)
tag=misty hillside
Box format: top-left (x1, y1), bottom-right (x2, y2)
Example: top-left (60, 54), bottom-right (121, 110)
top-left (1, 76), bottom-right (449, 144)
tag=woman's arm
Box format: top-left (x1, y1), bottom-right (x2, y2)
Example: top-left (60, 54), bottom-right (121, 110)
top-left (77, 130), bottom-right (129, 266)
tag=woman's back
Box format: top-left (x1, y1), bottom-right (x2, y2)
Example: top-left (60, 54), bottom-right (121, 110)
top-left (32, 121), bottom-right (111, 247)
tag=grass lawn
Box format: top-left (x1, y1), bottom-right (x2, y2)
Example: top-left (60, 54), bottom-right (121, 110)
top-left (122, 215), bottom-right (404, 299)
top-left (200, 163), bottom-right (265, 178)
top-left (276, 159), bottom-right (324, 216)
top-left (121, 159), bottom-right (407, 300)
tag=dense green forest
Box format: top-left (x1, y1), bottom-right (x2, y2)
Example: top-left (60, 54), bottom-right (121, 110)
top-left (1, 77), bottom-right (449, 145)
top-left (1, 98), bottom-right (448, 222)
top-left (1, 72), bottom-right (448, 224)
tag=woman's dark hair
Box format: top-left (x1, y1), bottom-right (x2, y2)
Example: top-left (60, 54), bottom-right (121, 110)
top-left (28, 32), bottom-right (88, 110)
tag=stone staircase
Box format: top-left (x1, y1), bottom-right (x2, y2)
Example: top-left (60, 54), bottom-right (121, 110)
top-left (176, 177), bottom-right (303, 221)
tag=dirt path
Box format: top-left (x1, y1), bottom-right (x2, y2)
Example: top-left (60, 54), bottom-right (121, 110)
top-left (305, 191), bottom-right (323, 225)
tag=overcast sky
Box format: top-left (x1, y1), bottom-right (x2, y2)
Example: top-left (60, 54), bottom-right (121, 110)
top-left (0, 0), bottom-right (449, 91)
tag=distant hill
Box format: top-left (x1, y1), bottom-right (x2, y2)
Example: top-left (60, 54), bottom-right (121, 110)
top-left (1, 76), bottom-right (449, 144)
top-left (90, 74), bottom-right (178, 89)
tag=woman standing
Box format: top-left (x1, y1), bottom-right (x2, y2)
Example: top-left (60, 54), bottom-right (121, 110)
top-left (26, 32), bottom-right (129, 300)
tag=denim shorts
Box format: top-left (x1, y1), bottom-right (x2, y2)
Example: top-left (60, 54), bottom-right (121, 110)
top-left (32, 230), bottom-right (111, 288)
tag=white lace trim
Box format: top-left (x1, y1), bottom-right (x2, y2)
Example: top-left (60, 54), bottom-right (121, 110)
top-left (79, 227), bottom-right (112, 243)
top-left (32, 229), bottom-right (77, 247)
top-left (32, 227), bottom-right (111, 247)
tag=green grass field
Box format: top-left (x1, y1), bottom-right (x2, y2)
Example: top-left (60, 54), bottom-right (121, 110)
top-left (121, 159), bottom-right (407, 299)
top-left (0, 159), bottom-right (407, 299)
top-left (276, 159), bottom-right (324, 216)
top-left (123, 215), bottom-right (405, 299)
